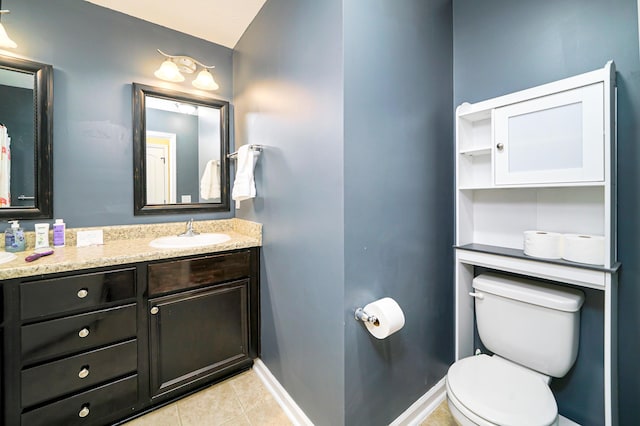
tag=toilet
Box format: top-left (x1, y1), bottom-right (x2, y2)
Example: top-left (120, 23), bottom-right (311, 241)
top-left (446, 272), bottom-right (585, 426)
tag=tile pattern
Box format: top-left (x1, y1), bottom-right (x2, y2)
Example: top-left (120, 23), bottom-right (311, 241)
top-left (421, 400), bottom-right (457, 426)
top-left (124, 370), bottom-right (291, 426)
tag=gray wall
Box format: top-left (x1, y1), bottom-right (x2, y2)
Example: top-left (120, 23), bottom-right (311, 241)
top-left (453, 0), bottom-right (640, 424)
top-left (7, 0), bottom-right (233, 228)
top-left (235, 0), bottom-right (453, 424)
top-left (233, 1), bottom-right (346, 425)
top-left (343, 1), bottom-right (453, 425)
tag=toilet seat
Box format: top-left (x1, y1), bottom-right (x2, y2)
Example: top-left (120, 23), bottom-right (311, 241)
top-left (446, 355), bottom-right (558, 426)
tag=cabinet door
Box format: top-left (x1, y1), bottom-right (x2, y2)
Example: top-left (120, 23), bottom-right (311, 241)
top-left (148, 280), bottom-right (248, 398)
top-left (494, 83), bottom-right (604, 185)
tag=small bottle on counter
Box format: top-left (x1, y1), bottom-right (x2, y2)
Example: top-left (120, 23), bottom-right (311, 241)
top-left (53, 219), bottom-right (66, 247)
top-left (34, 223), bottom-right (50, 249)
top-left (5, 220), bottom-right (25, 252)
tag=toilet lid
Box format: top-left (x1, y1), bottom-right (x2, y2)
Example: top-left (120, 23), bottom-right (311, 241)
top-left (447, 355), bottom-right (557, 426)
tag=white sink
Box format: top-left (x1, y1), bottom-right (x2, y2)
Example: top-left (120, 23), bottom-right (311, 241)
top-left (0, 252), bottom-right (17, 264)
top-left (149, 233), bottom-right (231, 249)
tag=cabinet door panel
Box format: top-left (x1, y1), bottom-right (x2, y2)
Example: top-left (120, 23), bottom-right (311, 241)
top-left (21, 268), bottom-right (136, 320)
top-left (149, 280), bottom-right (248, 397)
top-left (21, 304), bottom-right (136, 365)
top-left (21, 375), bottom-right (138, 426)
top-left (494, 82), bottom-right (604, 185)
top-left (21, 339), bottom-right (137, 408)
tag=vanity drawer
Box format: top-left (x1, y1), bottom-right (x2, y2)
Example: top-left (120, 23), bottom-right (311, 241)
top-left (20, 268), bottom-right (135, 320)
top-left (22, 339), bottom-right (137, 408)
top-left (149, 250), bottom-right (251, 295)
top-left (21, 374), bottom-right (138, 426)
top-left (21, 304), bottom-right (136, 366)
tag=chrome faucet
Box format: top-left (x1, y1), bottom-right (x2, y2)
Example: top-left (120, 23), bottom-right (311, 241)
top-left (178, 218), bottom-right (200, 237)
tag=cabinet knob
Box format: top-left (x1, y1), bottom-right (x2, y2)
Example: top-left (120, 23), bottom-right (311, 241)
top-left (77, 288), bottom-right (89, 299)
top-left (78, 367), bottom-right (90, 379)
top-left (78, 405), bottom-right (90, 418)
top-left (496, 142), bottom-right (504, 151)
top-left (78, 328), bottom-right (90, 338)
top-left (150, 306), bottom-right (159, 315)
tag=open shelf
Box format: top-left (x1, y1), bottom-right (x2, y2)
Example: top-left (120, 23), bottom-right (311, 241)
top-left (456, 243), bottom-right (620, 274)
top-left (459, 147), bottom-right (491, 156)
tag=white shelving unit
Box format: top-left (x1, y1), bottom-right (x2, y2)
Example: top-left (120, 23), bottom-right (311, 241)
top-left (454, 62), bottom-right (618, 425)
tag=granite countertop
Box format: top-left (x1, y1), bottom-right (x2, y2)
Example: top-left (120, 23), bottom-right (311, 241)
top-left (0, 218), bottom-right (262, 280)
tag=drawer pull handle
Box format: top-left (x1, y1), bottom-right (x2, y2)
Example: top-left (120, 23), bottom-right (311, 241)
top-left (150, 306), bottom-right (159, 315)
top-left (496, 142), bottom-right (504, 151)
top-left (78, 367), bottom-right (90, 379)
top-left (78, 405), bottom-right (90, 418)
top-left (77, 288), bottom-right (89, 299)
top-left (78, 328), bottom-right (90, 338)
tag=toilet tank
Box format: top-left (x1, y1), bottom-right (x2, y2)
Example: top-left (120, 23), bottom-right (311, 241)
top-left (472, 272), bottom-right (585, 378)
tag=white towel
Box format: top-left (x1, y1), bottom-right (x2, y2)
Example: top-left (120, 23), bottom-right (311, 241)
top-left (232, 145), bottom-right (257, 208)
top-left (200, 160), bottom-right (220, 200)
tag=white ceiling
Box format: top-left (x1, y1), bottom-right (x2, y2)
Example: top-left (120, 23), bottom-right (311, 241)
top-left (84, 0), bottom-right (267, 49)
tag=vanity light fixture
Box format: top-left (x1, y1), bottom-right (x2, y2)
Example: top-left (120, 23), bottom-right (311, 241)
top-left (0, 0), bottom-right (17, 49)
top-left (154, 49), bottom-right (219, 91)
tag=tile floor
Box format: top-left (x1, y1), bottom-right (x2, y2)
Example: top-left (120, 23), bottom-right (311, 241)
top-left (420, 401), bottom-right (457, 426)
top-left (124, 369), bottom-right (456, 425)
top-left (124, 369), bottom-right (291, 426)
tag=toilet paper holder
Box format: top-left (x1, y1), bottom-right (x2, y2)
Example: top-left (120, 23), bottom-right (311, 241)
top-left (355, 308), bottom-right (379, 326)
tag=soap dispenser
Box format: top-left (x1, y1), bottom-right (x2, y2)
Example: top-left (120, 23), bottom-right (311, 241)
top-left (5, 220), bottom-right (25, 252)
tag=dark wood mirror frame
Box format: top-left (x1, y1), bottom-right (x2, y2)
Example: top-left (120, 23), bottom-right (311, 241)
top-left (132, 83), bottom-right (230, 215)
top-left (0, 55), bottom-right (53, 220)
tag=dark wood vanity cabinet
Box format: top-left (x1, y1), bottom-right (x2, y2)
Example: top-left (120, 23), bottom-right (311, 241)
top-left (3, 268), bottom-right (139, 426)
top-left (1, 247), bottom-right (260, 425)
top-left (148, 280), bottom-right (250, 398)
top-left (146, 250), bottom-right (258, 403)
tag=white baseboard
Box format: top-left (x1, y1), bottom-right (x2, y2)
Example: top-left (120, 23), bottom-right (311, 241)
top-left (389, 377), bottom-right (447, 426)
top-left (254, 361), bottom-right (447, 426)
top-left (253, 362), bottom-right (579, 426)
top-left (253, 359), bottom-right (314, 426)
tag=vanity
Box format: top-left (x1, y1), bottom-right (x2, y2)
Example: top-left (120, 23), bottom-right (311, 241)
top-left (0, 219), bottom-right (261, 425)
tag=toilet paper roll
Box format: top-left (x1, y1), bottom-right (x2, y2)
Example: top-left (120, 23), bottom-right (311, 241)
top-left (363, 297), bottom-right (405, 339)
top-left (523, 231), bottom-right (564, 259)
top-left (562, 234), bottom-right (605, 265)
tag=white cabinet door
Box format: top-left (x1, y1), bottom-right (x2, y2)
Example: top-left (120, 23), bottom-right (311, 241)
top-left (494, 83), bottom-right (604, 185)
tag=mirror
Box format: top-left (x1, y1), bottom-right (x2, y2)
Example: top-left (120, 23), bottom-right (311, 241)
top-left (132, 83), bottom-right (230, 215)
top-left (0, 54), bottom-right (53, 219)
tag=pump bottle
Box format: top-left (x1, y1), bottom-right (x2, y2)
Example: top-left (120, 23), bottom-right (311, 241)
top-left (5, 220), bottom-right (26, 252)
